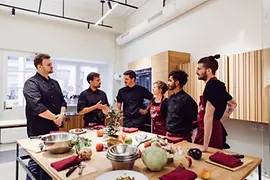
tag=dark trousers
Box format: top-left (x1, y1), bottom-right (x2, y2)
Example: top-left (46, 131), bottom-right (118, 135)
top-left (124, 116), bottom-right (144, 130)
top-left (27, 158), bottom-right (52, 180)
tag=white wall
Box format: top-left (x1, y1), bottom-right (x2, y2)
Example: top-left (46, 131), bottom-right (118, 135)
top-left (120, 0), bottom-right (270, 176)
top-left (0, 9), bottom-right (124, 142)
top-left (121, 0), bottom-right (265, 65)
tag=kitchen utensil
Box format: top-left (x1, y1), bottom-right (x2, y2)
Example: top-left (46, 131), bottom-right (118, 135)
top-left (106, 144), bottom-right (138, 170)
top-left (40, 133), bottom-right (78, 154)
top-left (66, 164), bottom-right (79, 177)
top-left (78, 163), bottom-right (86, 175)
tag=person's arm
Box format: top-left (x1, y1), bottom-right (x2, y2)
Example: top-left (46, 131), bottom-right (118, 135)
top-left (161, 98), bottom-right (168, 119)
top-left (54, 82), bottom-right (67, 126)
top-left (23, 80), bottom-right (56, 121)
top-left (143, 87), bottom-right (154, 100)
top-left (220, 99), bottom-right (237, 123)
top-left (116, 90), bottom-right (123, 112)
top-left (77, 92), bottom-right (102, 115)
top-left (140, 99), bottom-right (153, 115)
top-left (203, 101), bottom-right (215, 152)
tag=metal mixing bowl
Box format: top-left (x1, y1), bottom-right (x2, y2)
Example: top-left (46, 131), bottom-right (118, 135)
top-left (40, 133), bottom-right (78, 154)
top-left (107, 144), bottom-right (138, 170)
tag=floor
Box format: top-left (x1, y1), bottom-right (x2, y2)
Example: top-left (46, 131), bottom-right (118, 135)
top-left (0, 143), bottom-right (269, 180)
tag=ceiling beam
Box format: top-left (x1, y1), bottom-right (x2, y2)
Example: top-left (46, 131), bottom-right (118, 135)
top-left (0, 3), bottom-right (113, 28)
top-left (109, 0), bottom-right (138, 9)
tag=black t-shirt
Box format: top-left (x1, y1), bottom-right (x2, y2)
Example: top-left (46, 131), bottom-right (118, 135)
top-left (203, 79), bottom-right (232, 120)
top-left (116, 85), bottom-right (153, 119)
top-left (77, 88), bottom-right (109, 125)
top-left (150, 98), bottom-right (168, 119)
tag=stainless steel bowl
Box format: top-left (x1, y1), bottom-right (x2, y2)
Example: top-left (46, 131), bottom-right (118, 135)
top-left (40, 133), bottom-right (77, 154)
top-left (106, 144), bottom-right (138, 170)
top-left (108, 144), bottom-right (138, 157)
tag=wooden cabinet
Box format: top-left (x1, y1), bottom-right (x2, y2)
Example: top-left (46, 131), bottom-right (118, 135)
top-left (128, 50), bottom-right (190, 96)
top-left (151, 51), bottom-right (190, 86)
top-left (60, 115), bottom-right (84, 132)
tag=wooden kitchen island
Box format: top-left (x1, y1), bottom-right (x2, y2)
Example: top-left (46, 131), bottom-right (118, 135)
top-left (16, 130), bottom-right (262, 180)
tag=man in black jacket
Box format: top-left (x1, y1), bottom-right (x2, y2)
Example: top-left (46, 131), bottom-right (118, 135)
top-left (166, 70), bottom-right (198, 142)
top-left (23, 54), bottom-right (66, 180)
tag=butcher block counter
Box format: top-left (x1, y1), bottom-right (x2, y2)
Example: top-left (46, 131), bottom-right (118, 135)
top-left (16, 130), bottom-right (262, 180)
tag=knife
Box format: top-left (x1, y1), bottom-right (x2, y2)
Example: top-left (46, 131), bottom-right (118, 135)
top-left (66, 165), bottom-right (79, 177)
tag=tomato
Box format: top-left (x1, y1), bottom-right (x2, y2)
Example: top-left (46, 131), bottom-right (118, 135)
top-left (144, 141), bottom-right (151, 148)
top-left (97, 129), bottom-right (104, 137)
top-left (96, 143), bottom-right (104, 151)
top-left (121, 133), bottom-right (126, 141)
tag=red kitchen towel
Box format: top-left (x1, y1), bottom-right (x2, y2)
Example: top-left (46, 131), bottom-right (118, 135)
top-left (123, 127), bottom-right (138, 133)
top-left (159, 167), bottom-right (197, 180)
top-left (51, 156), bottom-right (82, 171)
top-left (164, 136), bottom-right (184, 144)
top-left (209, 151), bottom-right (244, 168)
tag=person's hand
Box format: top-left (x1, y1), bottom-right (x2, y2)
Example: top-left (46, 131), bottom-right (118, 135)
top-left (200, 146), bottom-right (208, 152)
top-left (95, 101), bottom-right (103, 110)
top-left (139, 108), bottom-right (148, 115)
top-left (102, 105), bottom-right (110, 115)
top-left (54, 114), bottom-right (64, 126)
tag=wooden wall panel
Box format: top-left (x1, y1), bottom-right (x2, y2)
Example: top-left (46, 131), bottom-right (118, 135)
top-left (262, 48), bottom-right (270, 123)
top-left (228, 50), bottom-right (264, 122)
top-left (151, 51), bottom-right (169, 85)
top-left (128, 56), bottom-right (151, 71)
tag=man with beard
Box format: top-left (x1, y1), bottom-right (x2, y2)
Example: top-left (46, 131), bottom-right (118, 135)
top-left (166, 70), bottom-right (198, 142)
top-left (117, 70), bottom-right (153, 129)
top-left (195, 54), bottom-right (237, 151)
top-left (23, 54), bottom-right (67, 180)
top-left (77, 72), bottom-right (109, 127)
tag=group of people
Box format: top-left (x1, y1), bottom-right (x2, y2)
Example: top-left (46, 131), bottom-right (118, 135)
top-left (23, 53), bottom-right (237, 179)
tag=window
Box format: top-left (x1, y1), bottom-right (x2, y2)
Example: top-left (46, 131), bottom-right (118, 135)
top-left (2, 52), bottom-right (111, 109)
top-left (6, 56), bottom-right (35, 107)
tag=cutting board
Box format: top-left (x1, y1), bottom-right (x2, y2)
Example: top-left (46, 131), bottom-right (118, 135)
top-left (205, 157), bottom-right (253, 171)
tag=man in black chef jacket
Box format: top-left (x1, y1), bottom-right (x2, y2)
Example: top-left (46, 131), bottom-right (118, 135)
top-left (116, 70), bottom-right (153, 129)
top-left (77, 72), bottom-right (109, 127)
top-left (166, 70), bottom-right (198, 142)
top-left (23, 54), bottom-right (67, 180)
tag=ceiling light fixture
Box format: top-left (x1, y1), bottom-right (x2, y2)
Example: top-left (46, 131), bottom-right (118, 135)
top-left (11, 7), bottom-right (15, 16)
top-left (95, 2), bottom-right (118, 26)
top-left (107, 0), bottom-right (112, 9)
top-left (38, 0), bottom-right (42, 15)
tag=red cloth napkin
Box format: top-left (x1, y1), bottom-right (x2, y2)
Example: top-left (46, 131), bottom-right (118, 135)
top-left (159, 167), bottom-right (197, 180)
top-left (164, 136), bottom-right (183, 144)
top-left (123, 127), bottom-right (138, 133)
top-left (51, 156), bottom-right (82, 171)
top-left (209, 151), bottom-right (244, 168)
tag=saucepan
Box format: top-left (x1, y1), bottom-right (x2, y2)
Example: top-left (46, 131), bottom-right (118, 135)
top-left (30, 133), bottom-right (78, 154)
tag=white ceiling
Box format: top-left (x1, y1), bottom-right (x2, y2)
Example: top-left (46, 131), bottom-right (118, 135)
top-left (0, 0), bottom-right (150, 18)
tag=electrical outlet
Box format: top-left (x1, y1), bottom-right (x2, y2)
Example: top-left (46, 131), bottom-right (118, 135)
top-left (263, 169), bottom-right (270, 178)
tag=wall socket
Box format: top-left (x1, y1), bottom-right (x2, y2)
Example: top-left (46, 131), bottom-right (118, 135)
top-left (263, 168), bottom-right (270, 178)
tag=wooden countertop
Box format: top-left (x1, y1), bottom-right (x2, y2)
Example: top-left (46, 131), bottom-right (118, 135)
top-left (17, 131), bottom-right (262, 180)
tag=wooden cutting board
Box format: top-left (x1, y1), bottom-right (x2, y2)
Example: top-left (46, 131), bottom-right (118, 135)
top-left (205, 157), bottom-right (253, 171)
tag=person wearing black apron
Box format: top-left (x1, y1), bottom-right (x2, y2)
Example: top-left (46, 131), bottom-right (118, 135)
top-left (140, 81), bottom-right (168, 136)
top-left (195, 54), bottom-right (237, 152)
top-left (23, 54), bottom-right (67, 180)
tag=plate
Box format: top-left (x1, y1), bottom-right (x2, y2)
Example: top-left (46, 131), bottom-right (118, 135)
top-left (95, 170), bottom-right (148, 180)
top-left (69, 128), bottom-right (87, 135)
